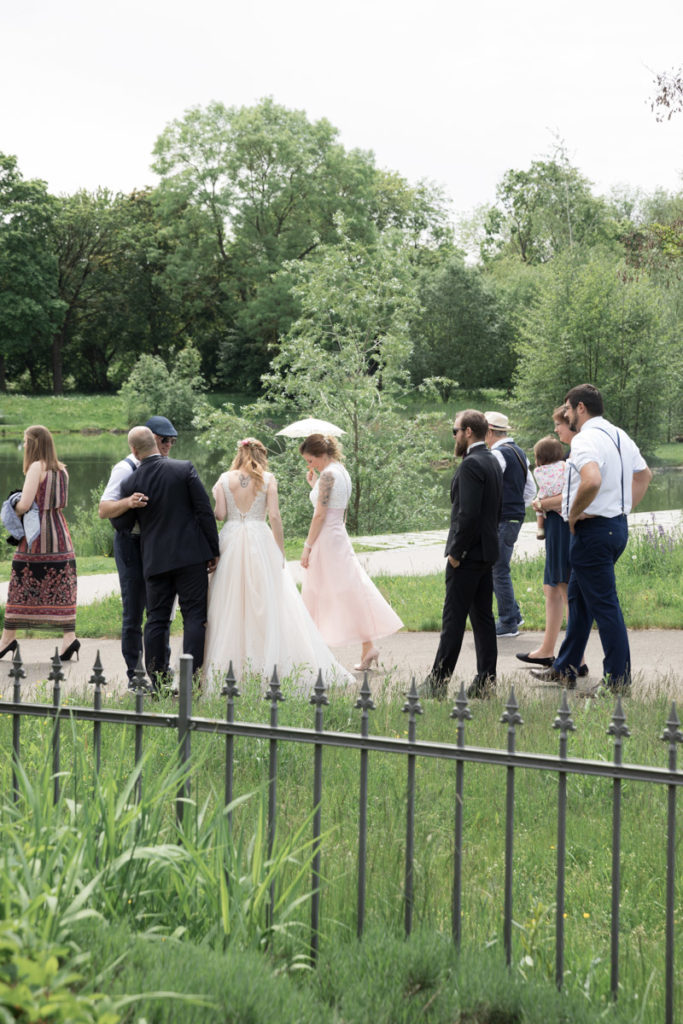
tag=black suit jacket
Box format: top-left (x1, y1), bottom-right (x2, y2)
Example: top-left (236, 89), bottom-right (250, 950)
top-left (118, 455), bottom-right (220, 578)
top-left (445, 443), bottom-right (502, 564)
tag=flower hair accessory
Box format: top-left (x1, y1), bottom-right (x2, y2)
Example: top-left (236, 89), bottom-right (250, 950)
top-left (237, 438), bottom-right (252, 448)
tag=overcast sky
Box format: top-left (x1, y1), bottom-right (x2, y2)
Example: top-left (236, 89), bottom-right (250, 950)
top-left (2, 0), bottom-right (682, 219)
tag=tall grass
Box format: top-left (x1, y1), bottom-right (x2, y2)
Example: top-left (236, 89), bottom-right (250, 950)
top-left (0, 687), bottom-right (679, 1020)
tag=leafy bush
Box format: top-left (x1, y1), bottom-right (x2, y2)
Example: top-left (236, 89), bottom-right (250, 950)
top-left (69, 486), bottom-right (115, 557)
top-left (118, 343), bottom-right (208, 429)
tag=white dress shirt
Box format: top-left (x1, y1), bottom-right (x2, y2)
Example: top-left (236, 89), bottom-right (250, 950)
top-left (562, 416), bottom-right (647, 519)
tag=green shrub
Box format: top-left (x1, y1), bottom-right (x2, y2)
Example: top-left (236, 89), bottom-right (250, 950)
top-left (118, 344), bottom-right (208, 429)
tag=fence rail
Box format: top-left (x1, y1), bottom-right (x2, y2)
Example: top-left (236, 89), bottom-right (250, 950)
top-left (3, 643), bottom-right (682, 1023)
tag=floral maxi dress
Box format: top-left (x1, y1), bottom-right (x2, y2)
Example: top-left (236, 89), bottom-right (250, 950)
top-left (4, 469), bottom-right (77, 631)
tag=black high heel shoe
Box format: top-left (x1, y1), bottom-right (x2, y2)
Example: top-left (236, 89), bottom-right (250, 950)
top-left (0, 639), bottom-right (18, 659)
top-left (60, 639), bottom-right (81, 662)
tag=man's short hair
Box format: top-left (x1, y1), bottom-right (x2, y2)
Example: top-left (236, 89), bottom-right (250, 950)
top-left (565, 384), bottom-right (603, 417)
top-left (457, 409), bottom-right (488, 441)
top-left (128, 426), bottom-right (157, 457)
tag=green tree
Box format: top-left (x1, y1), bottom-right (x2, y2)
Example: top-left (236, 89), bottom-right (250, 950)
top-left (0, 154), bottom-right (64, 390)
top-left (410, 255), bottom-right (515, 390)
top-left (198, 226), bottom-right (444, 534)
top-left (152, 98), bottom-right (450, 389)
top-left (119, 343), bottom-right (207, 428)
top-left (481, 149), bottom-right (615, 264)
top-left (512, 249), bottom-right (668, 448)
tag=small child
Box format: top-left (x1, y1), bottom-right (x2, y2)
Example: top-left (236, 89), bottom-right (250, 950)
top-left (532, 436), bottom-right (566, 540)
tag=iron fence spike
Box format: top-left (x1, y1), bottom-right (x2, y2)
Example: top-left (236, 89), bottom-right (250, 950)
top-left (8, 643), bottom-right (26, 684)
top-left (221, 659), bottom-right (241, 699)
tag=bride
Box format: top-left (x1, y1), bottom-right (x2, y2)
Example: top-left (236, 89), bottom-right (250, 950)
top-left (203, 438), bottom-right (352, 694)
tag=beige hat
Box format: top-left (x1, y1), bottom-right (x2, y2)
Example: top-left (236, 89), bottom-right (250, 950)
top-left (485, 411), bottom-right (510, 432)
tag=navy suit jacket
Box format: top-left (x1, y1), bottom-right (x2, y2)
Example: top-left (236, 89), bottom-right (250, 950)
top-left (118, 455), bottom-right (219, 578)
top-left (445, 443), bottom-right (502, 564)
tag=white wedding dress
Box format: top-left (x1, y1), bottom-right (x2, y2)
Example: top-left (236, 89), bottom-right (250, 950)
top-left (204, 472), bottom-right (353, 694)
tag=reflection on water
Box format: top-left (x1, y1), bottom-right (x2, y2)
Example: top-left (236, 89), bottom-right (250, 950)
top-left (0, 434), bottom-right (681, 525)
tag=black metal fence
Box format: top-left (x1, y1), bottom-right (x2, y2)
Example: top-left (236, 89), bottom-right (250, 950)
top-left (3, 644), bottom-right (682, 1023)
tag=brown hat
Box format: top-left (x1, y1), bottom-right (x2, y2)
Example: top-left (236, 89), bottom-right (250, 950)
top-left (485, 411), bottom-right (510, 432)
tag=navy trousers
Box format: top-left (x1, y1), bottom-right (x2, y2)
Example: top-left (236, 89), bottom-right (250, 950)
top-left (113, 531), bottom-right (146, 681)
top-left (554, 515), bottom-right (630, 685)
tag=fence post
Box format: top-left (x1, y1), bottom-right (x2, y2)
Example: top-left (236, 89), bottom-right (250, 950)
top-left (176, 654), bottom-right (194, 826)
top-left (552, 689), bottom-right (576, 989)
top-left (48, 648), bottom-right (64, 804)
top-left (608, 696), bottom-right (630, 1001)
top-left (354, 672), bottom-right (376, 939)
top-left (89, 651), bottom-right (107, 775)
top-left (10, 644), bottom-right (26, 803)
top-left (131, 654), bottom-right (148, 803)
top-left (266, 667), bottom-right (284, 933)
top-left (402, 677), bottom-right (423, 937)
top-left (450, 681), bottom-right (472, 949)
top-left (310, 670), bottom-right (329, 962)
top-left (221, 661), bottom-right (240, 829)
top-left (661, 702), bottom-right (682, 1024)
top-left (501, 687), bottom-right (523, 968)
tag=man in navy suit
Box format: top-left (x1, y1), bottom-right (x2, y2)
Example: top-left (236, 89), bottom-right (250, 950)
top-left (117, 426), bottom-right (220, 689)
top-left (422, 410), bottom-right (503, 700)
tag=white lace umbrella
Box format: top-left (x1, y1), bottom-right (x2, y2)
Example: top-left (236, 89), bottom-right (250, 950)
top-left (276, 417), bottom-right (345, 438)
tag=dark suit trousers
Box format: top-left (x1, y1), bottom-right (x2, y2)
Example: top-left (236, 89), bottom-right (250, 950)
top-left (144, 562), bottom-right (209, 684)
top-left (431, 560), bottom-right (497, 685)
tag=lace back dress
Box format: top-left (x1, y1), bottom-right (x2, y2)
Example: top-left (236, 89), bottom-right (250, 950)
top-left (5, 468), bottom-right (77, 630)
top-left (203, 471), bottom-right (352, 693)
top-left (302, 461), bottom-right (403, 646)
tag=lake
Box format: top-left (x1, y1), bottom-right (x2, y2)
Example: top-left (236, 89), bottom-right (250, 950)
top-left (0, 434), bottom-right (681, 529)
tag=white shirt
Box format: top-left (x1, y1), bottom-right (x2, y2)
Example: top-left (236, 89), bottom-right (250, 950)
top-left (562, 416), bottom-right (648, 519)
top-left (100, 454), bottom-right (140, 502)
top-left (490, 437), bottom-right (536, 506)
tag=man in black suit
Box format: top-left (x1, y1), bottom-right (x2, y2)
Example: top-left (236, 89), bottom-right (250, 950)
top-left (422, 410), bottom-right (503, 700)
top-left (117, 426), bottom-right (220, 688)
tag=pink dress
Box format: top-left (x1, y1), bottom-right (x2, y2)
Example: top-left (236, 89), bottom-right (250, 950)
top-left (302, 462), bottom-right (403, 646)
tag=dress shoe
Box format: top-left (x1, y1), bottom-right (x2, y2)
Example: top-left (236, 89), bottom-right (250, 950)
top-left (578, 664), bottom-right (589, 677)
top-left (0, 639), bottom-right (18, 660)
top-left (59, 639), bottom-right (81, 662)
top-left (529, 665), bottom-right (576, 689)
top-left (466, 675), bottom-right (496, 699)
top-left (354, 647), bottom-right (379, 672)
top-left (515, 652), bottom-right (554, 667)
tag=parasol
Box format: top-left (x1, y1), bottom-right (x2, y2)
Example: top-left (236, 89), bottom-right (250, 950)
top-left (276, 417), bottom-right (345, 438)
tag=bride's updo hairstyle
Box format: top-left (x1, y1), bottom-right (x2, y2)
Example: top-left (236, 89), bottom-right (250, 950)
top-left (231, 437), bottom-right (268, 490)
top-left (298, 433), bottom-right (343, 462)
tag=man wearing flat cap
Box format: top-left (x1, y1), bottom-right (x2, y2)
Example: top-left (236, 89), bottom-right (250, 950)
top-left (98, 415), bottom-right (178, 686)
top-left (485, 412), bottom-right (536, 638)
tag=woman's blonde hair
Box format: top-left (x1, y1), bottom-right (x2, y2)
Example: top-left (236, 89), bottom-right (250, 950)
top-left (23, 425), bottom-right (63, 474)
top-left (230, 437), bottom-right (268, 489)
top-left (298, 433), bottom-right (343, 461)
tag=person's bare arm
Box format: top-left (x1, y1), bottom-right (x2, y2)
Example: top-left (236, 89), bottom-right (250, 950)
top-left (631, 467), bottom-right (652, 510)
top-left (568, 461), bottom-right (602, 532)
top-left (301, 469), bottom-right (334, 568)
top-left (212, 479), bottom-right (227, 521)
top-left (15, 462), bottom-right (43, 514)
top-left (99, 494), bottom-right (148, 519)
top-left (266, 477), bottom-right (285, 557)
top-left (533, 492), bottom-right (562, 514)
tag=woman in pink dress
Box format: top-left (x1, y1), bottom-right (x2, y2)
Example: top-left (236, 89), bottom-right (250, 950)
top-left (299, 434), bottom-right (403, 672)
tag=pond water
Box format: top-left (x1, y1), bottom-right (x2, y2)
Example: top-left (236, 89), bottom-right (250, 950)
top-left (0, 434), bottom-right (681, 529)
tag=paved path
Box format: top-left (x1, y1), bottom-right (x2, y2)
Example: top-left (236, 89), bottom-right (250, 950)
top-left (0, 509), bottom-right (680, 701)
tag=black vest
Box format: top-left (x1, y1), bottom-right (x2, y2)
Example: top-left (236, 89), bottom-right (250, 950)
top-left (497, 442), bottom-right (527, 519)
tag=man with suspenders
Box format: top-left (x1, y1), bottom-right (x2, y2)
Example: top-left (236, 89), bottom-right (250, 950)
top-left (531, 384), bottom-right (651, 693)
top-left (98, 416), bottom-right (177, 687)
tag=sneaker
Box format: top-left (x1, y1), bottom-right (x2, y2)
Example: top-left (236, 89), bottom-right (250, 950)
top-left (496, 626), bottom-right (519, 638)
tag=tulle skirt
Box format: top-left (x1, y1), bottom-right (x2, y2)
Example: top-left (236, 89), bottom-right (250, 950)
top-left (302, 509), bottom-right (403, 647)
top-left (204, 519), bottom-right (353, 694)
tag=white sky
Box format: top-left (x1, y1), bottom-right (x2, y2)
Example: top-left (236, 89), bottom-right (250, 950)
top-left (2, 0), bottom-right (682, 219)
